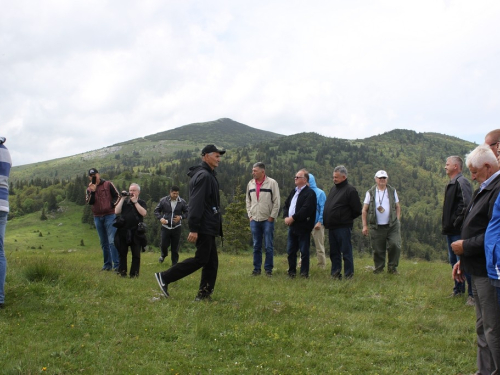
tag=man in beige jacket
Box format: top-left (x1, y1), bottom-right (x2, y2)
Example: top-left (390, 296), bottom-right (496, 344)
top-left (246, 162), bottom-right (280, 277)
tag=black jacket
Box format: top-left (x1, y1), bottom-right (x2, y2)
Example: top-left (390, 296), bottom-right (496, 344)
top-left (442, 173), bottom-right (472, 235)
top-left (323, 179), bottom-right (362, 229)
top-left (461, 173), bottom-right (500, 277)
top-left (283, 185), bottom-right (317, 234)
top-left (154, 195), bottom-right (189, 229)
top-left (187, 161), bottom-right (222, 237)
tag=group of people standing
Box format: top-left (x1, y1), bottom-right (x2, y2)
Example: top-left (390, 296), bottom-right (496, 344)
top-left (84, 135), bottom-right (500, 374)
top-left (440, 129), bottom-right (500, 375)
top-left (247, 163), bottom-right (402, 280)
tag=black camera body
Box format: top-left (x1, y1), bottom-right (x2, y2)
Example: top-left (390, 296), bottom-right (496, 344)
top-left (121, 191), bottom-right (130, 197)
top-left (137, 222), bottom-right (147, 234)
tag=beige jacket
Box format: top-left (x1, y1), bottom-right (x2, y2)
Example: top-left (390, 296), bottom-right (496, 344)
top-left (246, 176), bottom-right (280, 221)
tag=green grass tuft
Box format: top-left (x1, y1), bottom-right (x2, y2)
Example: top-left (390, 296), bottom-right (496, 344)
top-left (23, 258), bottom-right (61, 283)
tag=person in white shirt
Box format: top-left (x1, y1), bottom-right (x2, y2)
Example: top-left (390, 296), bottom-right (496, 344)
top-left (362, 170), bottom-right (401, 274)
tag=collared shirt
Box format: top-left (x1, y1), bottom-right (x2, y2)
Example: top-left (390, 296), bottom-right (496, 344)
top-left (255, 176), bottom-right (266, 200)
top-left (480, 170), bottom-right (500, 192)
top-left (289, 185), bottom-right (305, 217)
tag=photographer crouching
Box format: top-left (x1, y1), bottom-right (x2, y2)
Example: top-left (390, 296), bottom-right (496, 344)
top-left (114, 183), bottom-right (147, 278)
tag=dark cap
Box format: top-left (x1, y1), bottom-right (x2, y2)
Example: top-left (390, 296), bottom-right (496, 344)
top-left (201, 144), bottom-right (226, 156)
top-left (88, 168), bottom-right (99, 176)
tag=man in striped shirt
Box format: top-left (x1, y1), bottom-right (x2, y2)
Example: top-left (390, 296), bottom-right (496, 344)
top-left (0, 137), bottom-right (12, 309)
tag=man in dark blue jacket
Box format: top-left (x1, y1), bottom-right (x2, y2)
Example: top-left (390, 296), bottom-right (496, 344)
top-left (283, 169), bottom-right (317, 278)
top-left (155, 145), bottom-right (224, 301)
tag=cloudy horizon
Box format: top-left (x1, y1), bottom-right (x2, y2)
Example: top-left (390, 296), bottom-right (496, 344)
top-left (2, 0), bottom-right (499, 166)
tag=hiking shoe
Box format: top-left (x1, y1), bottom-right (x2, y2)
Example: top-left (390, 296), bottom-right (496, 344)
top-left (265, 270), bottom-right (273, 277)
top-left (288, 273), bottom-right (296, 279)
top-left (465, 296), bottom-right (475, 306)
top-left (251, 270), bottom-right (261, 276)
top-left (331, 271), bottom-right (342, 280)
top-left (155, 273), bottom-right (169, 298)
top-left (300, 273), bottom-right (309, 279)
top-left (194, 293), bottom-right (212, 302)
top-left (158, 257), bottom-right (164, 264)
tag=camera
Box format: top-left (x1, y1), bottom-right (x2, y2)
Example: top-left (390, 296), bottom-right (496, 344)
top-left (121, 191), bottom-right (130, 197)
top-left (137, 222), bottom-right (147, 234)
top-left (91, 176), bottom-right (96, 184)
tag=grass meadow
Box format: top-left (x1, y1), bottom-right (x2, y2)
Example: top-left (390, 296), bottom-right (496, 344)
top-left (1, 203), bottom-right (477, 374)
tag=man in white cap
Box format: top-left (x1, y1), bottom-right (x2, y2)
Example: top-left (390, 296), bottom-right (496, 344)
top-left (361, 170), bottom-right (401, 274)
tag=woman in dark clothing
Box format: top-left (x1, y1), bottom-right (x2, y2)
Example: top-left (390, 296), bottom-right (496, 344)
top-left (114, 183), bottom-right (147, 278)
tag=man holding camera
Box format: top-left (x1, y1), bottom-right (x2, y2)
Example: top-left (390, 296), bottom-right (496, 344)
top-left (114, 183), bottom-right (147, 278)
top-left (154, 186), bottom-right (189, 266)
top-left (86, 168), bottom-right (121, 271)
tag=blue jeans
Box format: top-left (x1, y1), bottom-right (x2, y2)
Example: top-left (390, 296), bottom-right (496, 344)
top-left (286, 228), bottom-right (310, 276)
top-left (329, 227), bottom-right (354, 277)
top-left (0, 211), bottom-right (7, 304)
top-left (94, 214), bottom-right (119, 270)
top-left (251, 220), bottom-right (274, 272)
top-left (446, 234), bottom-right (472, 296)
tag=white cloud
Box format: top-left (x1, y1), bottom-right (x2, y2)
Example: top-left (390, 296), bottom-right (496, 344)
top-left (1, 0), bottom-right (499, 165)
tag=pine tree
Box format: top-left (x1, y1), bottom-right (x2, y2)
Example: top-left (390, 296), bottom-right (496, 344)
top-left (222, 185), bottom-right (250, 254)
top-left (40, 208), bottom-right (48, 221)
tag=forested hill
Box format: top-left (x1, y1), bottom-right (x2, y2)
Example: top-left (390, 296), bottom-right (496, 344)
top-left (8, 122), bottom-right (477, 261)
top-left (141, 118), bottom-right (283, 146)
top-left (10, 118), bottom-right (284, 182)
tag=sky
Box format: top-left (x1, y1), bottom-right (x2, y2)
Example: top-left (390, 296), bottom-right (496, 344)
top-left (2, 0), bottom-right (500, 166)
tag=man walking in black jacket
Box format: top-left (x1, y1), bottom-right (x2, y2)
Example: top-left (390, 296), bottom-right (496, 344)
top-left (154, 186), bottom-right (189, 266)
top-left (283, 169), bottom-right (317, 278)
top-left (155, 145), bottom-right (225, 301)
top-left (323, 165), bottom-right (362, 279)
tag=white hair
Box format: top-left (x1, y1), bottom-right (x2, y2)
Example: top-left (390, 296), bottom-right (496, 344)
top-left (466, 144), bottom-right (497, 169)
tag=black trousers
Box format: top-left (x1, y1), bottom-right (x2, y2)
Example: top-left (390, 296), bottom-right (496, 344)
top-left (160, 233), bottom-right (218, 294)
top-left (115, 229), bottom-right (141, 277)
top-left (160, 226), bottom-right (182, 265)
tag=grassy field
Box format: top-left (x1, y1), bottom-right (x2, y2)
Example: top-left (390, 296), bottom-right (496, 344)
top-left (1, 203), bottom-right (478, 374)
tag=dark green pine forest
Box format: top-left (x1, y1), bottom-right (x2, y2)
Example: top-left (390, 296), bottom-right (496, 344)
top-left (8, 118), bottom-right (477, 262)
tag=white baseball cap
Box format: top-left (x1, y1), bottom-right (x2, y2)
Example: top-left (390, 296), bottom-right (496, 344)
top-left (375, 170), bottom-right (388, 178)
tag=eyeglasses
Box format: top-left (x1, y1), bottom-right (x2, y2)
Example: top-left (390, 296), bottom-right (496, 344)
top-left (294, 176), bottom-right (305, 180)
top-left (377, 177), bottom-right (387, 180)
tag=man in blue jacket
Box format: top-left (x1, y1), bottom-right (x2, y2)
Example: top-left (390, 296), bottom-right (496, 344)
top-left (283, 169), bottom-right (317, 278)
top-left (155, 145), bottom-right (225, 301)
top-left (308, 174), bottom-right (327, 269)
